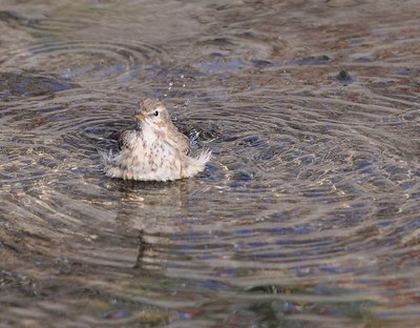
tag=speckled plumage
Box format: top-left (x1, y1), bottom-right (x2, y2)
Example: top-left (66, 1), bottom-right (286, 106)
top-left (102, 99), bottom-right (211, 181)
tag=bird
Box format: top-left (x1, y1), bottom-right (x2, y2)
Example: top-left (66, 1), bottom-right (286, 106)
top-left (102, 98), bottom-right (211, 181)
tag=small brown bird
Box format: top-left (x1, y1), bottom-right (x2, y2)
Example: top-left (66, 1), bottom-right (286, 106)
top-left (102, 99), bottom-right (211, 181)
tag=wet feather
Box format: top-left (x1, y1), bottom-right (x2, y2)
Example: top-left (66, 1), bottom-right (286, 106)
top-left (103, 99), bottom-right (210, 181)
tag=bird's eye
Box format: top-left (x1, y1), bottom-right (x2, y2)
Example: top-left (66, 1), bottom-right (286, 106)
top-left (154, 111), bottom-right (159, 117)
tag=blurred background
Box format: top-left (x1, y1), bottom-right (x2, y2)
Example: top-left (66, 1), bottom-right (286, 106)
top-left (0, 0), bottom-right (419, 327)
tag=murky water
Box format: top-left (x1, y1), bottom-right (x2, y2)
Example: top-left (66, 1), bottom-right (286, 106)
top-left (0, 0), bottom-right (419, 327)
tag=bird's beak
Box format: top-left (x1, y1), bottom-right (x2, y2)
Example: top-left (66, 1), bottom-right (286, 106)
top-left (133, 112), bottom-right (145, 121)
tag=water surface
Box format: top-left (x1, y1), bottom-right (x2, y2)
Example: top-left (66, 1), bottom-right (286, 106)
top-left (0, 0), bottom-right (419, 327)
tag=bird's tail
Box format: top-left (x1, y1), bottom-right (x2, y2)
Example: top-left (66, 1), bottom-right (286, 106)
top-left (186, 149), bottom-right (212, 177)
top-left (98, 149), bottom-right (126, 178)
top-left (98, 149), bottom-right (114, 166)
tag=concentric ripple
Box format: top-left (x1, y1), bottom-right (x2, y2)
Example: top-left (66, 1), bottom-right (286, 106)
top-left (0, 0), bottom-right (419, 327)
top-left (3, 39), bottom-right (170, 87)
top-left (101, 87), bottom-right (419, 326)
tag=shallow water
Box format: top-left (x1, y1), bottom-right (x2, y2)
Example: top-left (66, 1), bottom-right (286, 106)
top-left (0, 0), bottom-right (419, 327)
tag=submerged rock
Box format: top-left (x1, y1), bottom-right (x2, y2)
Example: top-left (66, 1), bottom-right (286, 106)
top-left (293, 55), bottom-right (331, 65)
top-left (0, 10), bottom-right (36, 27)
top-left (336, 69), bottom-right (353, 85)
top-left (0, 71), bottom-right (77, 98)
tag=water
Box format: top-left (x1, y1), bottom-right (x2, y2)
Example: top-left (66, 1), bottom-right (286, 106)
top-left (0, 0), bottom-right (419, 327)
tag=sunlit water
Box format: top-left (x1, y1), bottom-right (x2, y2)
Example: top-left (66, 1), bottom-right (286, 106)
top-left (0, 0), bottom-right (419, 327)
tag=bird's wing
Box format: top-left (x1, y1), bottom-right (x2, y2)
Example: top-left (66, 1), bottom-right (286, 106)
top-left (166, 121), bottom-right (191, 154)
top-left (118, 129), bottom-right (137, 150)
top-left (179, 133), bottom-right (191, 154)
top-left (164, 132), bottom-right (190, 155)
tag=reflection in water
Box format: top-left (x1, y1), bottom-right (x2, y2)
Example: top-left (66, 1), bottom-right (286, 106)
top-left (0, 0), bottom-right (419, 327)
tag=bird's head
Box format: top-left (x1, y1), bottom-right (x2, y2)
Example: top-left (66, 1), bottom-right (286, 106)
top-left (134, 98), bottom-right (171, 130)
